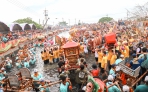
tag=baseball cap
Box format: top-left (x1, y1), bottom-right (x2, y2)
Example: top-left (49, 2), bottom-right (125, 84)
top-left (39, 78), bottom-right (45, 82)
top-left (115, 66), bottom-right (121, 72)
top-left (122, 85), bottom-right (129, 92)
top-left (34, 69), bottom-right (38, 72)
top-left (107, 75), bottom-right (114, 81)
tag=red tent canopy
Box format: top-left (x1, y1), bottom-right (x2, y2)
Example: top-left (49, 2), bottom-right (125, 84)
top-left (62, 41), bottom-right (78, 48)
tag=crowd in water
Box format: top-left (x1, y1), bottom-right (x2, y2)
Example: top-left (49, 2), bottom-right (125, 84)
top-left (0, 20), bottom-right (148, 92)
top-left (38, 20), bottom-right (148, 92)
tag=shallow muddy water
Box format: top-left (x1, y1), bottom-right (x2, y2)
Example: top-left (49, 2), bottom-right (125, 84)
top-left (9, 31), bottom-right (96, 92)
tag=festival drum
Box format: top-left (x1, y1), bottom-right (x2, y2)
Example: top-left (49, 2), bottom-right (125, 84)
top-left (94, 36), bottom-right (102, 47)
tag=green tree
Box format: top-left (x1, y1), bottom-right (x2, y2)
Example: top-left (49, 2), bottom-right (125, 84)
top-left (98, 17), bottom-right (113, 23)
top-left (58, 21), bottom-right (68, 26)
top-left (14, 17), bottom-right (43, 29)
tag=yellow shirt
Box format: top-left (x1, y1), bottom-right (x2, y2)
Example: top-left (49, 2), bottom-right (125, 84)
top-left (116, 42), bottom-right (121, 50)
top-left (59, 49), bottom-right (64, 56)
top-left (53, 51), bottom-right (56, 58)
top-left (110, 54), bottom-right (117, 65)
top-left (125, 46), bottom-right (129, 58)
top-left (120, 46), bottom-right (129, 58)
top-left (80, 45), bottom-right (84, 53)
top-left (41, 53), bottom-right (45, 60)
top-left (48, 54), bottom-right (54, 62)
top-left (129, 39), bottom-right (134, 43)
top-left (44, 52), bottom-right (48, 60)
top-left (98, 52), bottom-right (103, 63)
top-left (56, 50), bottom-right (59, 58)
top-left (120, 50), bottom-right (126, 58)
top-left (101, 56), bottom-right (107, 69)
top-left (107, 51), bottom-right (113, 61)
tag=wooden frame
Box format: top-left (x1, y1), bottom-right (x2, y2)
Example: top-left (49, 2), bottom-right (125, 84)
top-left (4, 68), bottom-right (34, 91)
top-left (64, 46), bottom-right (79, 66)
top-left (118, 60), bottom-right (141, 78)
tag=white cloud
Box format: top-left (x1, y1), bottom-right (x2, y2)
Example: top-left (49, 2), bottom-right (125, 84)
top-left (0, 0), bottom-right (147, 25)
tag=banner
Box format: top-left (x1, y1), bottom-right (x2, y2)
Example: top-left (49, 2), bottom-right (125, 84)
top-left (55, 35), bottom-right (61, 46)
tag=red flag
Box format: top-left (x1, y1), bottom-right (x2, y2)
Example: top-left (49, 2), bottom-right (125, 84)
top-left (55, 35), bottom-right (61, 46)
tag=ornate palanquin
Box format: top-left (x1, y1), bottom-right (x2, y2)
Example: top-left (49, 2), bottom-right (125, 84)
top-left (62, 41), bottom-right (79, 66)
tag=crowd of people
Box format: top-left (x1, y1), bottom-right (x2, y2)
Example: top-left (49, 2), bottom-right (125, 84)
top-left (0, 20), bottom-right (148, 92)
top-left (0, 29), bottom-right (66, 92)
top-left (0, 30), bottom-right (45, 43)
top-left (53, 20), bottom-right (148, 92)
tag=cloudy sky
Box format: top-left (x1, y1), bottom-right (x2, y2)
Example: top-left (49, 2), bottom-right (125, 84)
top-left (0, 0), bottom-right (147, 25)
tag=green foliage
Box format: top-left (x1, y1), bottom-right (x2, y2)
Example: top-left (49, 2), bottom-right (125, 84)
top-left (58, 21), bottom-right (68, 26)
top-left (98, 17), bottom-right (113, 23)
top-left (14, 17), bottom-right (43, 29)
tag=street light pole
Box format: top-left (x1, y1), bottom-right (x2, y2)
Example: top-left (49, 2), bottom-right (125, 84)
top-left (43, 8), bottom-right (48, 29)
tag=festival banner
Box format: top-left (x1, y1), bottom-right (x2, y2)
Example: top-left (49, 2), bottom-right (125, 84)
top-left (55, 35), bottom-right (61, 46)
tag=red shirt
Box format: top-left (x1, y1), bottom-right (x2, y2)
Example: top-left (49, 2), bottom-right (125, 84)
top-left (91, 69), bottom-right (100, 77)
